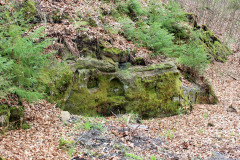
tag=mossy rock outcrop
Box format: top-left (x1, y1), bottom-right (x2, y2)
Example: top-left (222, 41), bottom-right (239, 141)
top-left (0, 105), bottom-right (25, 133)
top-left (102, 47), bottom-right (130, 63)
top-left (73, 34), bottom-right (131, 62)
top-left (197, 28), bottom-right (232, 62)
top-left (64, 60), bottom-right (184, 118)
top-left (39, 62), bottom-right (74, 107)
top-left (74, 57), bottom-right (117, 72)
top-left (187, 13), bottom-right (233, 63)
top-left (21, 0), bottom-right (37, 21)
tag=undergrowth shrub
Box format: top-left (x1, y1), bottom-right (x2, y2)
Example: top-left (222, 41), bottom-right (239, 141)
top-left (0, 3), bottom-right (71, 102)
top-left (116, 0), bottom-right (209, 71)
top-left (116, 0), bottom-right (147, 20)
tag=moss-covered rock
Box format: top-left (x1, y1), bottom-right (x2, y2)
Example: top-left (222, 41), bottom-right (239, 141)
top-left (186, 13), bottom-right (232, 62)
top-left (74, 57), bottom-right (118, 72)
top-left (102, 47), bottom-right (130, 62)
top-left (39, 62), bottom-right (73, 107)
top-left (21, 0), bottom-right (37, 21)
top-left (64, 61), bottom-right (184, 118)
top-left (0, 105), bottom-right (24, 133)
top-left (0, 105), bottom-right (10, 128)
top-left (196, 79), bottom-right (218, 104)
top-left (197, 29), bottom-right (232, 62)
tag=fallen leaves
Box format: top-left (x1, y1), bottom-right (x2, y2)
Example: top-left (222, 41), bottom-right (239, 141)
top-left (0, 100), bottom-right (69, 159)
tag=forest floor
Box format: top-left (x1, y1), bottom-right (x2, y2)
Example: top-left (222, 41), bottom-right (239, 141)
top-left (0, 52), bottom-right (239, 159)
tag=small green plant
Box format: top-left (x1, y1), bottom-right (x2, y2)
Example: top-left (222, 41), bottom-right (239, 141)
top-left (163, 129), bottom-right (174, 139)
top-left (68, 146), bottom-right (75, 157)
top-left (199, 129), bottom-right (204, 134)
top-left (151, 155), bottom-right (157, 160)
top-left (59, 137), bottom-right (74, 149)
top-left (93, 122), bottom-right (104, 131)
top-left (202, 113), bottom-right (208, 118)
top-left (125, 152), bottom-right (144, 160)
top-left (76, 120), bottom-right (104, 131)
top-left (21, 122), bottom-right (31, 130)
top-left (83, 120), bottom-right (92, 130)
top-left (176, 107), bottom-right (186, 115)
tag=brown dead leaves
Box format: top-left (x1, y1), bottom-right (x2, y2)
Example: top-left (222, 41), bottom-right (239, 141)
top-left (0, 100), bottom-right (69, 159)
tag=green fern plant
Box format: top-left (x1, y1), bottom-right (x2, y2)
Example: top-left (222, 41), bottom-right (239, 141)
top-left (117, 0), bottom-right (210, 72)
top-left (0, 5), bottom-right (51, 102)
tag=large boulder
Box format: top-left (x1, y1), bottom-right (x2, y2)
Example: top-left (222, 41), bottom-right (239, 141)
top-left (64, 60), bottom-right (184, 118)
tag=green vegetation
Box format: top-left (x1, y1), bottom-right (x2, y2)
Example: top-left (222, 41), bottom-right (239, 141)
top-left (21, 0), bottom-right (37, 21)
top-left (163, 129), bottom-right (175, 139)
top-left (82, 120), bottom-right (92, 130)
top-left (202, 113), bottom-right (208, 118)
top-left (59, 137), bottom-right (76, 157)
top-left (105, 0), bottom-right (230, 71)
top-left (76, 119), bottom-right (105, 131)
top-left (0, 4), bottom-right (49, 101)
top-left (21, 122), bottom-right (31, 130)
top-left (59, 137), bottom-right (74, 149)
top-left (125, 152), bottom-right (144, 160)
top-left (0, 2), bottom-right (73, 133)
top-left (0, 3), bottom-right (72, 103)
top-left (64, 62), bottom-right (183, 118)
top-left (68, 146), bottom-right (76, 157)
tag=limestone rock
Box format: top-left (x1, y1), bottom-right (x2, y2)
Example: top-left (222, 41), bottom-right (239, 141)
top-left (182, 84), bottom-right (200, 104)
top-left (60, 111), bottom-right (71, 123)
top-left (128, 124), bottom-right (149, 130)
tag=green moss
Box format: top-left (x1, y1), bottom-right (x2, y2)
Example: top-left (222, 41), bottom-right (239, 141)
top-left (8, 106), bottom-right (24, 129)
top-left (21, 122), bottom-right (31, 130)
top-left (39, 62), bottom-right (73, 107)
top-left (64, 70), bottom-right (126, 116)
top-left (59, 137), bottom-right (74, 150)
top-left (88, 17), bottom-right (97, 27)
top-left (102, 47), bottom-right (129, 62)
top-left (103, 47), bottom-right (126, 55)
top-left (130, 63), bottom-right (173, 72)
top-left (75, 20), bottom-right (89, 28)
top-left (1, 105), bottom-right (25, 132)
top-left (196, 29), bottom-right (232, 62)
top-left (21, 0), bottom-right (37, 20)
top-left (101, 0), bottom-right (111, 3)
top-left (0, 105), bottom-right (10, 128)
top-left (64, 62), bottom-right (184, 118)
top-left (125, 71), bottom-right (183, 118)
top-left (74, 58), bottom-right (117, 72)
